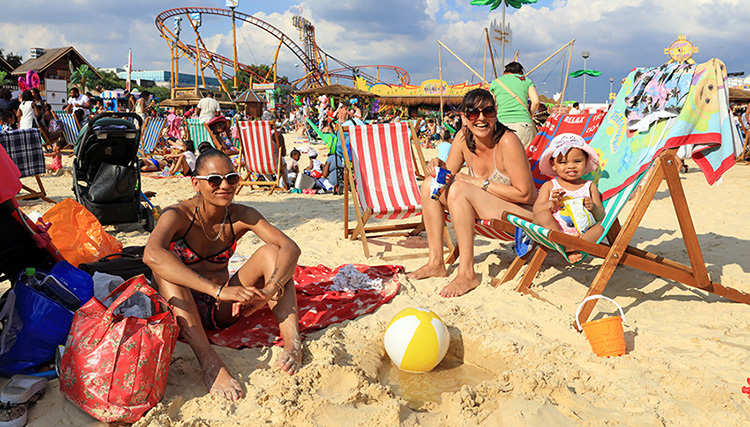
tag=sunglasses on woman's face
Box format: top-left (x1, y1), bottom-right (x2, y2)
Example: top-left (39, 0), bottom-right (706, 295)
top-left (195, 172), bottom-right (241, 186)
top-left (465, 106), bottom-right (496, 121)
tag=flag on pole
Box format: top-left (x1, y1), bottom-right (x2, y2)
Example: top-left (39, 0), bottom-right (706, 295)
top-left (126, 49), bottom-right (132, 92)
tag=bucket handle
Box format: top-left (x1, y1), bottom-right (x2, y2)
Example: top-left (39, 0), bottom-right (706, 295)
top-left (575, 295), bottom-right (625, 330)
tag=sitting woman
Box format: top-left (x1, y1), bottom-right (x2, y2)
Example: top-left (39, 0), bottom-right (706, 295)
top-left (408, 88), bottom-right (536, 297)
top-left (144, 149), bottom-right (302, 401)
top-left (163, 139), bottom-right (197, 176)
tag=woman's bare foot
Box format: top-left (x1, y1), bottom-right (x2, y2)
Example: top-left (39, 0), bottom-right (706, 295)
top-left (407, 262), bottom-right (448, 280)
top-left (567, 251), bottom-right (583, 263)
top-left (439, 273), bottom-right (480, 298)
top-left (279, 335), bottom-right (302, 375)
top-left (201, 350), bottom-right (244, 401)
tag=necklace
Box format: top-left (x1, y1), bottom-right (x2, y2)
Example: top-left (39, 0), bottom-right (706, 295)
top-left (195, 205), bottom-right (228, 241)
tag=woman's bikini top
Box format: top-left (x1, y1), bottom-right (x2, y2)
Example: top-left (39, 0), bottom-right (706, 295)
top-left (168, 212), bottom-right (237, 264)
top-left (468, 145), bottom-right (512, 186)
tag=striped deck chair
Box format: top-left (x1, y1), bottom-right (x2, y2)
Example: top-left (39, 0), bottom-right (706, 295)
top-left (57, 113), bottom-right (81, 148)
top-left (500, 58), bottom-right (750, 327)
top-left (338, 122), bottom-right (424, 257)
top-left (139, 117), bottom-right (167, 155)
top-left (236, 120), bottom-right (282, 195)
top-left (186, 118), bottom-right (219, 148)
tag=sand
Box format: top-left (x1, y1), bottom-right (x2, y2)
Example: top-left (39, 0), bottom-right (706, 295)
top-left (8, 137), bottom-right (750, 426)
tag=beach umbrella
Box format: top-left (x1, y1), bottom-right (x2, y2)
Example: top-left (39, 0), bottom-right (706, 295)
top-left (569, 69), bottom-right (602, 78)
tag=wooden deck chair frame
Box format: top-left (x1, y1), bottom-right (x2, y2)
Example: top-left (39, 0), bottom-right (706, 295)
top-left (57, 112), bottom-right (81, 153)
top-left (138, 116), bottom-right (167, 156)
top-left (235, 120), bottom-right (282, 195)
top-left (1, 129), bottom-right (55, 204)
top-left (496, 148), bottom-right (750, 328)
top-left (407, 122), bottom-right (428, 179)
top-left (338, 122), bottom-right (426, 258)
top-left (442, 215), bottom-right (514, 265)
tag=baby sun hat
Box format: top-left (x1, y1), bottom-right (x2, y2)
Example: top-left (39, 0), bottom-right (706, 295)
top-left (539, 133), bottom-right (600, 177)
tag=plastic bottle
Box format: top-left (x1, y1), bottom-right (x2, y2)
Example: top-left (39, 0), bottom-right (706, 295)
top-left (21, 267), bottom-right (45, 291)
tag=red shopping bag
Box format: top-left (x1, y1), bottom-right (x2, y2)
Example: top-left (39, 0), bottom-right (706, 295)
top-left (59, 275), bottom-right (179, 423)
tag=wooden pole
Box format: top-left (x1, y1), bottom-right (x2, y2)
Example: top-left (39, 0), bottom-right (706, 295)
top-left (231, 7), bottom-right (238, 94)
top-left (501, 0), bottom-right (506, 68)
top-left (524, 39), bottom-right (575, 76)
top-left (485, 27), bottom-right (497, 79)
top-left (560, 41), bottom-right (575, 105)
top-left (483, 29), bottom-right (487, 82)
top-left (437, 40), bottom-right (487, 84)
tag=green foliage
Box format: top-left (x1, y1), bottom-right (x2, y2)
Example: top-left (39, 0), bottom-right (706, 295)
top-left (136, 85), bottom-right (170, 101)
top-left (470, 0), bottom-right (537, 11)
top-left (70, 64), bottom-right (96, 92)
top-left (92, 69), bottom-right (126, 90)
top-left (0, 71), bottom-right (9, 86)
top-left (0, 50), bottom-right (23, 69)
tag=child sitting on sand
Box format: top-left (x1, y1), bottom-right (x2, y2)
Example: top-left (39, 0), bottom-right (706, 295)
top-left (45, 139), bottom-right (63, 172)
top-left (532, 133), bottom-right (605, 263)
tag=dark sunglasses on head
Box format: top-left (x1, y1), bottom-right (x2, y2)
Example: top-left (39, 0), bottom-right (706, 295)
top-left (465, 106), bottom-right (496, 121)
top-left (195, 172), bottom-right (241, 186)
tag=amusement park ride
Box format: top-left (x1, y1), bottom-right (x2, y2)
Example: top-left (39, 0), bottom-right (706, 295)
top-left (154, 6), bottom-right (410, 99)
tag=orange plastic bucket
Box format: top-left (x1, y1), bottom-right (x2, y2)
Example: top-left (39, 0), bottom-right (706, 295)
top-left (576, 295), bottom-right (626, 357)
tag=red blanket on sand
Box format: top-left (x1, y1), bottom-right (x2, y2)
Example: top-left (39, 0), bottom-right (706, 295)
top-left (204, 264), bottom-right (403, 349)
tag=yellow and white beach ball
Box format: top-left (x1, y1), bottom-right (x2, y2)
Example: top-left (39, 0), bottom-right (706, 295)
top-left (384, 307), bottom-right (450, 373)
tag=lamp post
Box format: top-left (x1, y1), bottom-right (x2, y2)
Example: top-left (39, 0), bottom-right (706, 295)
top-left (581, 51), bottom-right (590, 108)
top-left (609, 77), bottom-right (614, 105)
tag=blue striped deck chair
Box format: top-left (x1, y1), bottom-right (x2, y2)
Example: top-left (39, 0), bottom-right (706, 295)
top-left (57, 113), bottom-right (81, 148)
top-left (186, 118), bottom-right (218, 148)
top-left (139, 117), bottom-right (167, 155)
top-left (498, 58), bottom-right (750, 327)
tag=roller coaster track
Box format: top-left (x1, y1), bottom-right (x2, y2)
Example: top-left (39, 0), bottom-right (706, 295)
top-left (155, 7), bottom-right (410, 90)
top-left (183, 44), bottom-right (288, 86)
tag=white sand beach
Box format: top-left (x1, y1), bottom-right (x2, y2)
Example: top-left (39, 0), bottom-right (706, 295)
top-left (9, 137), bottom-right (750, 426)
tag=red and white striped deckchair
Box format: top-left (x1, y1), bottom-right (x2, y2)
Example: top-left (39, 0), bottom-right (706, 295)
top-left (338, 122), bottom-right (424, 257)
top-left (236, 120), bottom-right (282, 195)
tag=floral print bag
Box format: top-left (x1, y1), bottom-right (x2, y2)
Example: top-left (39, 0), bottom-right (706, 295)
top-left (59, 275), bottom-right (179, 423)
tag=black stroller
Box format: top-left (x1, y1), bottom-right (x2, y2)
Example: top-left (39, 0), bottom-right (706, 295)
top-left (72, 113), bottom-right (154, 231)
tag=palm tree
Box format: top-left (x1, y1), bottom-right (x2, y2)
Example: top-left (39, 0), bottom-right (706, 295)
top-left (70, 64), bottom-right (96, 92)
top-left (0, 71), bottom-right (10, 86)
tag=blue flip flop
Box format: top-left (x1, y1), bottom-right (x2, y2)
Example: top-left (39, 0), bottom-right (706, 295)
top-left (514, 227), bottom-right (533, 258)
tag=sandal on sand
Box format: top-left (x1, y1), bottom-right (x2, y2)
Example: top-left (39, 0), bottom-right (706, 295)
top-left (0, 404), bottom-right (26, 427)
top-left (0, 375), bottom-right (47, 405)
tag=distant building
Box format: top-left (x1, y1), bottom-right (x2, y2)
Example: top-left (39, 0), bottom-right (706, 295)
top-left (0, 56), bottom-right (12, 74)
top-left (116, 70), bottom-right (221, 89)
top-left (12, 46), bottom-right (101, 87)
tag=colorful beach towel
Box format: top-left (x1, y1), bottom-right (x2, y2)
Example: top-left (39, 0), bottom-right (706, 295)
top-left (205, 264), bottom-right (403, 349)
top-left (624, 63), bottom-right (694, 132)
top-left (526, 111), bottom-right (606, 189)
top-left (590, 58), bottom-right (740, 200)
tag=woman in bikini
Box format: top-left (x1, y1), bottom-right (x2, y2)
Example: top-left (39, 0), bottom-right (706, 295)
top-left (144, 148), bottom-right (301, 401)
top-left (408, 88), bottom-right (536, 297)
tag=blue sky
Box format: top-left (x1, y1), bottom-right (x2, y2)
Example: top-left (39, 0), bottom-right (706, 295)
top-left (2, 0), bottom-right (748, 104)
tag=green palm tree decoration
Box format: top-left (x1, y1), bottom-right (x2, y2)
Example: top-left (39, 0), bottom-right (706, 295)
top-left (0, 71), bottom-right (9, 86)
top-left (70, 64), bottom-right (96, 92)
top-left (470, 0), bottom-right (538, 11)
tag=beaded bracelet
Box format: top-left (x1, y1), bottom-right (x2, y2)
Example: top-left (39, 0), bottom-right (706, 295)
top-left (267, 278), bottom-right (285, 301)
top-left (215, 283), bottom-right (227, 306)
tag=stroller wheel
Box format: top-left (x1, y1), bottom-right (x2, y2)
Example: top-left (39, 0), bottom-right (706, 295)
top-left (142, 207), bottom-right (155, 232)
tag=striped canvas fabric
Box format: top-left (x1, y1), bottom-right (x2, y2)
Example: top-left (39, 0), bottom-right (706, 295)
top-left (140, 117), bottom-right (166, 154)
top-left (237, 120), bottom-right (277, 175)
top-left (57, 113), bottom-right (80, 146)
top-left (445, 214), bottom-right (513, 241)
top-left (347, 123), bottom-right (421, 220)
top-left (186, 118), bottom-right (214, 147)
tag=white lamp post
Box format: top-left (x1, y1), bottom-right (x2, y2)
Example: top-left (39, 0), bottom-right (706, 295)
top-left (581, 51), bottom-right (590, 108)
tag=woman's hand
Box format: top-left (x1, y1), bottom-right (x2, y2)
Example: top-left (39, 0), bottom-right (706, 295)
top-left (218, 285), bottom-right (265, 317)
top-left (427, 158), bottom-right (446, 177)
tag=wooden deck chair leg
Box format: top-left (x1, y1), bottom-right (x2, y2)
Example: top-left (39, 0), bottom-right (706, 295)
top-left (513, 245), bottom-right (550, 295)
top-left (492, 248), bottom-right (534, 287)
top-left (352, 208), bottom-right (373, 258)
top-left (577, 156), bottom-right (667, 328)
top-left (408, 122), bottom-right (427, 179)
top-left (662, 154), bottom-right (710, 287)
top-left (344, 168), bottom-right (350, 238)
top-left (443, 226), bottom-right (456, 264)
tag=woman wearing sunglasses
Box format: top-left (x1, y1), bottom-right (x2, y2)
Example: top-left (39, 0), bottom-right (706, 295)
top-left (408, 88), bottom-right (536, 297)
top-left (144, 149), bottom-right (301, 401)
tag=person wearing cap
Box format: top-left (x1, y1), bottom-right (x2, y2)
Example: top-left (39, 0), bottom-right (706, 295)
top-left (533, 133), bottom-right (605, 263)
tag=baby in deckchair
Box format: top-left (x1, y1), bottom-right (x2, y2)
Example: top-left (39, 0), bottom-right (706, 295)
top-left (532, 133), bottom-right (605, 262)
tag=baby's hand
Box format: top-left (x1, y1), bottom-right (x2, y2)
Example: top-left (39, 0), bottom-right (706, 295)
top-left (583, 197), bottom-right (593, 211)
top-left (549, 189), bottom-right (565, 209)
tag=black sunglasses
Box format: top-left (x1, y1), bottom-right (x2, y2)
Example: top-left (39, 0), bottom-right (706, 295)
top-left (195, 172), bottom-right (241, 186)
top-left (465, 106), bottom-right (496, 121)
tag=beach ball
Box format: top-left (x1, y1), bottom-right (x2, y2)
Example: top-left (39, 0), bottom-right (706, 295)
top-left (384, 307), bottom-right (450, 373)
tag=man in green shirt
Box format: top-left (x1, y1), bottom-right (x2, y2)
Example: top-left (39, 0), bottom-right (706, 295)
top-left (489, 62), bottom-right (540, 148)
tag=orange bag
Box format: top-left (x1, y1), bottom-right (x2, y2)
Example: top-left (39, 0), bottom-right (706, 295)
top-left (42, 198), bottom-right (122, 266)
top-left (59, 275), bottom-right (179, 423)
